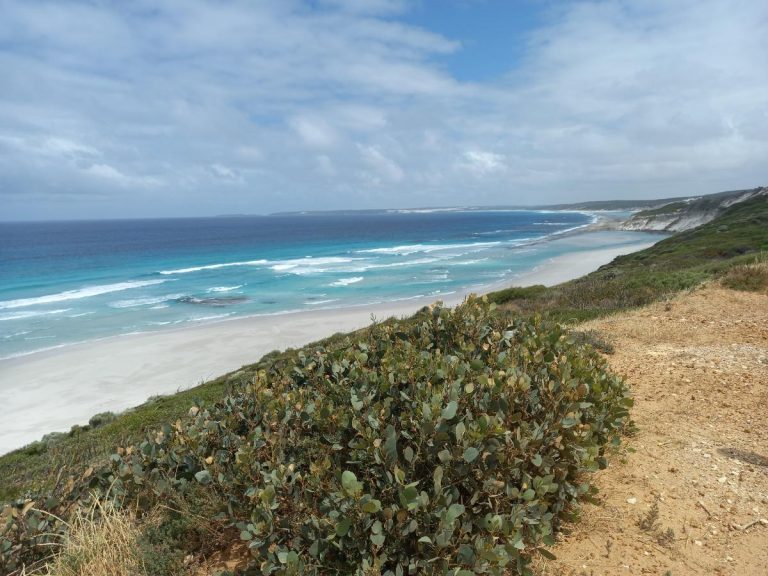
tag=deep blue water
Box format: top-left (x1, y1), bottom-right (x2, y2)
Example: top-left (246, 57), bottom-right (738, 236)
top-left (0, 210), bottom-right (655, 359)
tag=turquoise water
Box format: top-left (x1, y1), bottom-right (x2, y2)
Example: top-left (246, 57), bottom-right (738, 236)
top-left (0, 210), bottom-right (659, 359)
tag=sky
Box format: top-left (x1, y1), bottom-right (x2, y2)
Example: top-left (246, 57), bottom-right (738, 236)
top-left (1, 0), bottom-right (767, 220)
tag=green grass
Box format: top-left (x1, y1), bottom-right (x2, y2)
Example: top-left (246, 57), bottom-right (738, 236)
top-left (2, 194), bottom-right (766, 505)
top-left (487, 193), bottom-right (768, 323)
top-left (0, 377), bottom-right (229, 502)
top-left (632, 201), bottom-right (688, 218)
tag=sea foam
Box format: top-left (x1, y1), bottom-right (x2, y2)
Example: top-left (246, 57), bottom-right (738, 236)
top-left (356, 241), bottom-right (500, 256)
top-left (0, 280), bottom-right (167, 310)
top-left (329, 277), bottom-right (364, 287)
top-left (159, 261), bottom-right (267, 275)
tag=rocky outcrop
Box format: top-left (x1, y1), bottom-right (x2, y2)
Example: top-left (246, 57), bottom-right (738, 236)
top-left (621, 187), bottom-right (767, 232)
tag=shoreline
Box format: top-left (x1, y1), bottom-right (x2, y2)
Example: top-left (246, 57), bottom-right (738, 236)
top-left (0, 236), bottom-right (657, 455)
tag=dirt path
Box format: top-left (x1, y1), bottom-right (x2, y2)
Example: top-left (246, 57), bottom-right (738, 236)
top-left (539, 285), bottom-right (768, 575)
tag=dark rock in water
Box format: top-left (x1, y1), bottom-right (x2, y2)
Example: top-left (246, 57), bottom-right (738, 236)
top-left (176, 295), bottom-right (248, 306)
top-left (261, 299), bottom-right (277, 305)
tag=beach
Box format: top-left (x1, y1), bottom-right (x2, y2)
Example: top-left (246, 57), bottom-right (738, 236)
top-left (0, 237), bottom-right (656, 455)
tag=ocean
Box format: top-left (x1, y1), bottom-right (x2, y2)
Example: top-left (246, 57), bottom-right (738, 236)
top-left (0, 210), bottom-right (657, 360)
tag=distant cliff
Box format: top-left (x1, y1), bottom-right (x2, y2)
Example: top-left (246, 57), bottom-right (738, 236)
top-left (620, 186), bottom-right (767, 232)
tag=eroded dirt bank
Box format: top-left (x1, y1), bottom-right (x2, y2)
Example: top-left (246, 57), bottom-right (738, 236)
top-left (540, 285), bottom-right (768, 575)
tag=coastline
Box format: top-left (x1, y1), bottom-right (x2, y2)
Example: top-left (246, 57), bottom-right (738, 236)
top-left (0, 236), bottom-right (657, 455)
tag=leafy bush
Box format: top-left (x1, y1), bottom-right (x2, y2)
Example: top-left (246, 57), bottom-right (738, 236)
top-left (2, 298), bottom-right (631, 575)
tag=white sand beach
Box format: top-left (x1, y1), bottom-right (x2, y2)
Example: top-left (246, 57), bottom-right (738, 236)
top-left (0, 239), bottom-right (656, 454)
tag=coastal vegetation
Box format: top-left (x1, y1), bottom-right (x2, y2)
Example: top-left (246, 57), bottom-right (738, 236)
top-left (1, 193), bottom-right (766, 574)
top-left (2, 299), bottom-right (631, 575)
top-left (490, 192), bottom-right (768, 322)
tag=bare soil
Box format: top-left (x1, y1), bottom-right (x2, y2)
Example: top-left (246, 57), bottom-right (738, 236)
top-left (538, 284), bottom-right (768, 575)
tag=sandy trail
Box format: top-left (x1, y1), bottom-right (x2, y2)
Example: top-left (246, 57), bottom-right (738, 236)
top-left (539, 285), bottom-right (768, 575)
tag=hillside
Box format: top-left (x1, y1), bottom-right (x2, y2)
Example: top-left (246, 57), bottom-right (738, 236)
top-left (620, 186), bottom-right (767, 232)
top-left (490, 192), bottom-right (768, 322)
top-left (270, 185), bottom-right (767, 218)
top-left (1, 194), bottom-right (766, 575)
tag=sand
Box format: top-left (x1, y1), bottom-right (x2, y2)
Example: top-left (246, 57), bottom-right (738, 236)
top-left (0, 239), bottom-right (656, 455)
top-left (537, 284), bottom-right (768, 575)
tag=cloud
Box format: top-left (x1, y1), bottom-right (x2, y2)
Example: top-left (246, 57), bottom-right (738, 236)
top-left (289, 116), bottom-right (339, 149)
top-left (460, 150), bottom-right (506, 176)
top-left (358, 145), bottom-right (405, 184)
top-left (1, 0), bottom-right (767, 219)
top-left (208, 163), bottom-right (241, 183)
top-left (82, 163), bottom-right (163, 188)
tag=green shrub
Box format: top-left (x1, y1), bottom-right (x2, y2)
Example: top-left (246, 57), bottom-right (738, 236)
top-left (486, 285), bottom-right (546, 305)
top-left (88, 412), bottom-right (117, 430)
top-left (2, 298), bottom-right (630, 575)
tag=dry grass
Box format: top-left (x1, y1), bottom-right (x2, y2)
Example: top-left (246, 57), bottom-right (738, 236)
top-left (720, 258), bottom-right (768, 293)
top-left (35, 500), bottom-right (144, 576)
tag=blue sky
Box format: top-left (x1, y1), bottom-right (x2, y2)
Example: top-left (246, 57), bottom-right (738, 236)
top-left (1, 0), bottom-right (767, 220)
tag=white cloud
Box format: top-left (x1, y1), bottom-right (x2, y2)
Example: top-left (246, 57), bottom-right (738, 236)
top-left (82, 163), bottom-right (162, 188)
top-left (460, 150), bottom-right (506, 176)
top-left (358, 144), bottom-right (404, 183)
top-left (289, 116), bottom-right (339, 148)
top-left (315, 154), bottom-right (336, 176)
top-left (1, 0), bottom-right (767, 219)
top-left (209, 163), bottom-right (240, 182)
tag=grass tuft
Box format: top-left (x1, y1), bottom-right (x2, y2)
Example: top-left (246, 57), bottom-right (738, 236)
top-left (720, 257), bottom-right (768, 293)
top-left (39, 500), bottom-right (143, 576)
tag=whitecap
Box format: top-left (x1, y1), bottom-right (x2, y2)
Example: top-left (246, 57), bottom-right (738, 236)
top-left (0, 308), bottom-right (71, 321)
top-left (159, 260), bottom-right (267, 275)
top-left (206, 285), bottom-right (243, 293)
top-left (356, 241), bottom-right (500, 256)
top-left (329, 277), bottom-right (364, 287)
top-left (0, 280), bottom-right (167, 309)
top-left (270, 256), bottom-right (361, 275)
top-left (109, 293), bottom-right (185, 309)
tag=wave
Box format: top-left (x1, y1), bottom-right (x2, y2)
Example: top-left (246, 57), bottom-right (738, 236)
top-left (270, 257), bottom-right (361, 275)
top-left (175, 295), bottom-right (248, 306)
top-left (159, 260), bottom-right (267, 275)
top-left (356, 241), bottom-right (500, 256)
top-left (206, 285), bottom-right (243, 293)
top-left (0, 308), bottom-right (71, 321)
top-left (386, 207), bottom-right (464, 214)
top-left (189, 313), bottom-right (232, 322)
top-left (329, 277), bottom-right (364, 287)
top-left (306, 298), bottom-right (341, 306)
top-left (3, 330), bottom-right (31, 339)
top-left (109, 294), bottom-right (184, 309)
top-left (451, 258), bottom-right (488, 266)
top-left (0, 280), bottom-right (167, 310)
top-left (363, 257), bottom-right (441, 270)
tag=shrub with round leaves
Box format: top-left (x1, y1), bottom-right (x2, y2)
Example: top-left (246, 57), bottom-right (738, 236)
top-left (1, 297), bottom-right (631, 575)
